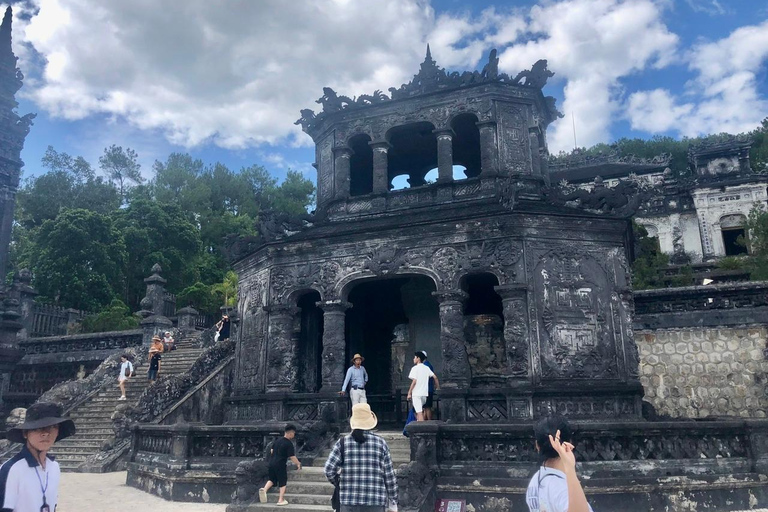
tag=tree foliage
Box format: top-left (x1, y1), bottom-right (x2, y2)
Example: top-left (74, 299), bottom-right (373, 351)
top-left (10, 145), bottom-right (315, 315)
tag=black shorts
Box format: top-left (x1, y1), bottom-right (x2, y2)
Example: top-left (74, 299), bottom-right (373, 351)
top-left (268, 463), bottom-right (288, 487)
top-left (425, 392), bottom-right (434, 408)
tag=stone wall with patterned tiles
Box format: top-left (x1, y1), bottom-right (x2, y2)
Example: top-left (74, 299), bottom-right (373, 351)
top-left (636, 326), bottom-right (768, 418)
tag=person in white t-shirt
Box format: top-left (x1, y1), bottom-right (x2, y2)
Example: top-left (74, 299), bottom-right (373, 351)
top-left (526, 416), bottom-right (593, 512)
top-left (407, 351), bottom-right (440, 421)
top-left (117, 354), bottom-right (134, 401)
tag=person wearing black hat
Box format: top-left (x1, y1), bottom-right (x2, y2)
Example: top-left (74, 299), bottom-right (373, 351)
top-left (0, 402), bottom-right (76, 512)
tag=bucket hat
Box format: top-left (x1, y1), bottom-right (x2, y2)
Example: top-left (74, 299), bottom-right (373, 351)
top-left (349, 403), bottom-right (378, 431)
top-left (351, 353), bottom-right (364, 363)
top-left (6, 402), bottom-right (76, 444)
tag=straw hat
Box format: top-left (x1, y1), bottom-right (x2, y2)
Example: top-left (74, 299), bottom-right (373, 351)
top-left (349, 403), bottom-right (378, 431)
top-left (351, 353), bottom-right (364, 363)
top-left (6, 402), bottom-right (76, 444)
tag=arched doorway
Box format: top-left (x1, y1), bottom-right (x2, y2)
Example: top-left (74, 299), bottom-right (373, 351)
top-left (344, 274), bottom-right (439, 424)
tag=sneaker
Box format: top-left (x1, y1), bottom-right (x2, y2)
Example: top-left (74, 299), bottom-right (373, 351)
top-left (276, 501), bottom-right (289, 506)
top-left (118, 396), bottom-right (126, 401)
top-left (258, 488), bottom-right (267, 503)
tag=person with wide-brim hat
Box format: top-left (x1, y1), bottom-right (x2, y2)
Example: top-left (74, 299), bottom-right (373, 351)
top-left (2, 402), bottom-right (76, 512)
top-left (324, 404), bottom-right (398, 512)
top-left (147, 336), bottom-right (164, 383)
top-left (339, 353), bottom-right (369, 406)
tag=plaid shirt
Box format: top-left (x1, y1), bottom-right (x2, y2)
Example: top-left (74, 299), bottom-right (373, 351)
top-left (324, 432), bottom-right (398, 506)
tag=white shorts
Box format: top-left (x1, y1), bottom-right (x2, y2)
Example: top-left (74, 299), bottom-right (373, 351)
top-left (118, 375), bottom-right (128, 383)
top-left (412, 395), bottom-right (427, 413)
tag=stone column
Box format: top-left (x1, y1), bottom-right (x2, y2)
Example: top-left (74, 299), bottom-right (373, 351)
top-left (369, 141), bottom-right (391, 194)
top-left (476, 121), bottom-right (499, 177)
top-left (10, 269), bottom-right (36, 339)
top-left (137, 264), bottom-right (172, 345)
top-left (434, 129), bottom-right (454, 183)
top-left (264, 304), bottom-right (299, 392)
top-left (319, 300), bottom-right (351, 391)
top-left (0, 294), bottom-right (24, 413)
top-left (333, 146), bottom-right (353, 201)
top-left (495, 284), bottom-right (530, 378)
top-left (432, 290), bottom-right (470, 387)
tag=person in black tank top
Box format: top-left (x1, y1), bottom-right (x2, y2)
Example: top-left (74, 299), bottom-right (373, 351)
top-left (258, 424), bottom-right (302, 506)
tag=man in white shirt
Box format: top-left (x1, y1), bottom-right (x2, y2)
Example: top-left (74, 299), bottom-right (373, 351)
top-left (0, 402), bottom-right (76, 512)
top-left (407, 351), bottom-right (440, 421)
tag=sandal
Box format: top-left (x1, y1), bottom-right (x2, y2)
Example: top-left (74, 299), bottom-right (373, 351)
top-left (277, 500), bottom-right (289, 506)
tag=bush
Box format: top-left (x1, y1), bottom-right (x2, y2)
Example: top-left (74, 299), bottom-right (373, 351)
top-left (80, 299), bottom-right (139, 333)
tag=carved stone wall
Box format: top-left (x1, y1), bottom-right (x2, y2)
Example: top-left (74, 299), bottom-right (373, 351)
top-left (637, 326), bottom-right (768, 418)
top-left (234, 267), bottom-right (268, 393)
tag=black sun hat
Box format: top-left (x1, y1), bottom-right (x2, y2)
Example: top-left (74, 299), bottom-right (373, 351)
top-left (6, 402), bottom-right (76, 444)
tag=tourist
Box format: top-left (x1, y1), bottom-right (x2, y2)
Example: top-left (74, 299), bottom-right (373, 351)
top-left (339, 354), bottom-right (368, 405)
top-left (214, 314), bottom-right (231, 342)
top-left (163, 330), bottom-right (176, 351)
top-left (147, 336), bottom-right (164, 383)
top-left (420, 350), bottom-right (436, 420)
top-left (526, 416), bottom-right (592, 512)
top-left (258, 424), bottom-right (302, 506)
top-left (117, 354), bottom-right (134, 401)
top-left (407, 351), bottom-right (439, 421)
top-left (324, 403), bottom-right (398, 512)
top-left (0, 402), bottom-right (76, 512)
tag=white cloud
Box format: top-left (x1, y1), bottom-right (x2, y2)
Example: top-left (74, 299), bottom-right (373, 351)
top-left (497, 0), bottom-right (678, 153)
top-left (627, 19), bottom-right (768, 137)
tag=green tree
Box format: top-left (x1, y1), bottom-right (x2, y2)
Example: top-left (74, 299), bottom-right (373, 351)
top-left (631, 222), bottom-right (670, 290)
top-left (211, 270), bottom-right (238, 307)
top-left (272, 170), bottom-right (316, 214)
top-left (99, 144), bottom-right (143, 201)
top-left (111, 197), bottom-right (203, 308)
top-left (79, 299), bottom-right (139, 333)
top-left (177, 282), bottom-right (220, 314)
top-left (31, 209), bottom-right (126, 310)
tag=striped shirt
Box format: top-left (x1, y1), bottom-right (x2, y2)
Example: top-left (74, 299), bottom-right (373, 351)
top-left (324, 432), bottom-right (398, 506)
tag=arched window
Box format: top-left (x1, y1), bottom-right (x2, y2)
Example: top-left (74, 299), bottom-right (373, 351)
top-left (451, 113), bottom-right (481, 179)
top-left (349, 134), bottom-right (373, 196)
top-left (387, 122), bottom-right (437, 190)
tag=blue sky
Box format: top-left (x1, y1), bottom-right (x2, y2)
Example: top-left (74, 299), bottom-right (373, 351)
top-left (6, 0), bottom-right (768, 185)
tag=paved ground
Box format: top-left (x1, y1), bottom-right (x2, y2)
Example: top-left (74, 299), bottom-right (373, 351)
top-left (55, 471), bottom-right (768, 512)
top-left (58, 471), bottom-right (227, 512)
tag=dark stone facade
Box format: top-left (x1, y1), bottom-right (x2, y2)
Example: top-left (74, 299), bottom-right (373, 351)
top-left (229, 49), bottom-right (640, 424)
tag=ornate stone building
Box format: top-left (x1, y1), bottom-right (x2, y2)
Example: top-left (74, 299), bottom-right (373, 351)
top-left (0, 6), bottom-right (33, 282)
top-left (227, 49), bottom-right (642, 424)
top-left (551, 138), bottom-right (768, 263)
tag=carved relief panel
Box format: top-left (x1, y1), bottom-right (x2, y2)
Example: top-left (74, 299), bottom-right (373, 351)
top-left (497, 102), bottom-right (531, 175)
top-left (316, 135), bottom-right (334, 207)
top-left (531, 248), bottom-right (622, 379)
top-left (235, 269), bottom-right (269, 393)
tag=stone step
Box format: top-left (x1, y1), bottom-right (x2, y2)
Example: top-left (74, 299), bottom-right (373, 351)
top-left (52, 440), bottom-right (102, 449)
top-left (50, 446), bottom-right (100, 455)
top-left (281, 481), bottom-right (334, 496)
top-left (234, 504), bottom-right (332, 512)
top-left (273, 494), bottom-right (333, 507)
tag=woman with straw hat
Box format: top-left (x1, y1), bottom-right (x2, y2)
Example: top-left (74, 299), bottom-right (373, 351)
top-left (0, 402), bottom-right (76, 512)
top-left (324, 403), bottom-right (398, 512)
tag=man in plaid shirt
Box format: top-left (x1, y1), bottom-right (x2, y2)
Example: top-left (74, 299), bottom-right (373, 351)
top-left (324, 403), bottom-right (398, 511)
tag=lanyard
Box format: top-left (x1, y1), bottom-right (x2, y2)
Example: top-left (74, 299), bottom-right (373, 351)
top-left (34, 466), bottom-right (49, 507)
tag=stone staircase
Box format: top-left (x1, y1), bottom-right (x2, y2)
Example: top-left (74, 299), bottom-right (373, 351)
top-left (248, 431), bottom-right (410, 512)
top-left (51, 333), bottom-right (204, 471)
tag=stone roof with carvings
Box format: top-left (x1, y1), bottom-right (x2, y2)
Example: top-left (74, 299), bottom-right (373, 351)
top-left (295, 47), bottom-right (563, 135)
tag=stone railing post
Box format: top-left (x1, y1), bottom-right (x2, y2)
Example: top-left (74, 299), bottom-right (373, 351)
top-left (495, 284), bottom-right (530, 378)
top-left (333, 146), bottom-right (353, 201)
top-left (176, 306), bottom-right (198, 333)
top-left (139, 263), bottom-right (168, 317)
top-left (11, 269), bottom-right (36, 339)
top-left (369, 141), bottom-right (391, 194)
top-left (264, 304), bottom-right (300, 392)
top-left (476, 121), bottom-right (499, 177)
top-left (318, 300), bottom-right (352, 391)
top-left (168, 424), bottom-right (193, 470)
top-left (434, 129), bottom-right (454, 183)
